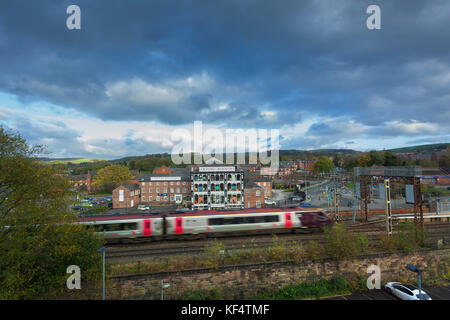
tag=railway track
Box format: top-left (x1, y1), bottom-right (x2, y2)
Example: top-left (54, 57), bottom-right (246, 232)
top-left (105, 221), bottom-right (450, 262)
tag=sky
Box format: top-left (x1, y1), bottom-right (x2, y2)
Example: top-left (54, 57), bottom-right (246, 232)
top-left (0, 0), bottom-right (449, 159)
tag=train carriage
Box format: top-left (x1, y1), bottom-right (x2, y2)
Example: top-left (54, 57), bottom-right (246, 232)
top-left (76, 207), bottom-right (332, 241)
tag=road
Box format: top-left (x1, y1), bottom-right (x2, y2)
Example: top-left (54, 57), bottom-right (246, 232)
top-left (323, 286), bottom-right (450, 300)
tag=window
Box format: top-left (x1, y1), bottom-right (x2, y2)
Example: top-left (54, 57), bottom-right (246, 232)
top-left (256, 190), bottom-right (261, 197)
top-left (176, 188), bottom-right (180, 193)
top-left (164, 188), bottom-right (168, 193)
top-left (170, 195), bottom-right (174, 201)
top-left (149, 196), bottom-right (152, 201)
top-left (142, 188), bottom-right (145, 193)
top-left (208, 215), bottom-right (279, 225)
top-left (149, 188), bottom-right (152, 193)
top-left (256, 201), bottom-right (261, 208)
top-left (170, 182), bottom-right (174, 186)
top-left (119, 190), bottom-right (124, 202)
top-left (183, 188), bottom-right (186, 193)
top-left (142, 196), bottom-right (146, 201)
top-left (156, 196), bottom-right (160, 201)
top-left (90, 222), bottom-right (138, 232)
top-left (177, 181), bottom-right (181, 185)
top-left (170, 188), bottom-right (174, 193)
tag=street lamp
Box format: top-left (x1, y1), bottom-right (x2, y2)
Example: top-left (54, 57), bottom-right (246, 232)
top-left (406, 265), bottom-right (423, 300)
top-left (97, 246), bottom-right (106, 300)
top-left (161, 280), bottom-right (170, 300)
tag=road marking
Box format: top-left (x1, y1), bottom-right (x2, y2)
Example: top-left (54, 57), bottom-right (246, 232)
top-left (361, 293), bottom-right (373, 300)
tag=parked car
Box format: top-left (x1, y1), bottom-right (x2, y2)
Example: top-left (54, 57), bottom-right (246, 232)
top-left (264, 199), bottom-right (277, 205)
top-left (299, 202), bottom-right (314, 207)
top-left (288, 196), bottom-right (303, 202)
top-left (104, 196), bottom-right (112, 201)
top-left (137, 204), bottom-right (150, 211)
top-left (82, 202), bottom-right (93, 207)
top-left (385, 282), bottom-right (432, 300)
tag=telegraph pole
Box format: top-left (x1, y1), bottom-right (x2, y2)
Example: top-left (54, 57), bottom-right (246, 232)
top-left (384, 179), bottom-right (393, 236)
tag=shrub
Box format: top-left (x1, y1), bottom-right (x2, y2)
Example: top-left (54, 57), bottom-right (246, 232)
top-left (254, 275), bottom-right (351, 300)
top-left (184, 288), bottom-right (223, 300)
top-left (323, 223), bottom-right (369, 260)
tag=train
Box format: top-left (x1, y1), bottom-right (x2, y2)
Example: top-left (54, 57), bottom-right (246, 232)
top-left (78, 207), bottom-right (333, 241)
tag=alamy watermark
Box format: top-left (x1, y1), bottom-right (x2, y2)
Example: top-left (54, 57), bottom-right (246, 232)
top-left (170, 121), bottom-right (280, 174)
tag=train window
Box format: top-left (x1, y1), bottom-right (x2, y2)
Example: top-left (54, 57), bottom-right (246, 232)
top-left (264, 215), bottom-right (279, 223)
top-left (208, 215), bottom-right (279, 225)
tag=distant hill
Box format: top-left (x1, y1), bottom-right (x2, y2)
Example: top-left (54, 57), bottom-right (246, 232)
top-left (39, 158), bottom-right (106, 165)
top-left (387, 143), bottom-right (450, 154)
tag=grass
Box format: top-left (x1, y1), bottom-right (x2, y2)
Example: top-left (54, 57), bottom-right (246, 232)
top-left (42, 158), bottom-right (105, 165)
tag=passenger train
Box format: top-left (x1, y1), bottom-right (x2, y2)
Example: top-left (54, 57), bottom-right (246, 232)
top-left (78, 207), bottom-right (333, 241)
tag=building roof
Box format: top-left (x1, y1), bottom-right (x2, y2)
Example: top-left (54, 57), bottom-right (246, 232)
top-left (122, 183), bottom-right (140, 191)
top-left (244, 172), bottom-right (272, 183)
top-left (244, 181), bottom-right (264, 189)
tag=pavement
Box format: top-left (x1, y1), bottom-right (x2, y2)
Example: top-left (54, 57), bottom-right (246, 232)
top-left (322, 286), bottom-right (450, 300)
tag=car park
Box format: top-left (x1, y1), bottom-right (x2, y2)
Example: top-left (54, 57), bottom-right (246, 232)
top-left (385, 282), bottom-right (432, 300)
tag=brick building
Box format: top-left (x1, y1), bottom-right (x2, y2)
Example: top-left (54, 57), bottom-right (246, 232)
top-left (69, 170), bottom-right (96, 193)
top-left (136, 173), bottom-right (191, 205)
top-left (244, 182), bottom-right (265, 208)
top-left (244, 172), bottom-right (273, 198)
top-left (112, 184), bottom-right (140, 208)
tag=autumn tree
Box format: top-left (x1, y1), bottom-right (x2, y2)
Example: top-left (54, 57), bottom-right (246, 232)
top-left (0, 127), bottom-right (104, 299)
top-left (356, 154), bottom-right (371, 167)
top-left (312, 156), bottom-right (334, 174)
top-left (93, 164), bottom-right (132, 193)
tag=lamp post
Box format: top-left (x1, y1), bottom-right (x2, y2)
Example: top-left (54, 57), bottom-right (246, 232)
top-left (97, 246), bottom-right (106, 300)
top-left (161, 280), bottom-right (170, 300)
top-left (406, 265), bottom-right (422, 300)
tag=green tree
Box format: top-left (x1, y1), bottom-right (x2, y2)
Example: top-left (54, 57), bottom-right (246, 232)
top-left (93, 164), bottom-right (132, 193)
top-left (333, 154), bottom-right (342, 167)
top-left (369, 150), bottom-right (383, 166)
top-left (312, 156), bottom-right (334, 174)
top-left (0, 127), bottom-right (104, 299)
top-left (356, 154), bottom-right (371, 167)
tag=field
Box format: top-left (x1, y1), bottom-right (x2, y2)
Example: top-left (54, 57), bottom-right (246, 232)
top-left (41, 158), bottom-right (106, 165)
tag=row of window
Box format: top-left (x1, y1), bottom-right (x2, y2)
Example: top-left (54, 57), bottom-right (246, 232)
top-left (87, 222), bottom-right (138, 232)
top-left (141, 181), bottom-right (187, 186)
top-left (142, 195), bottom-right (182, 202)
top-left (208, 215), bottom-right (278, 225)
top-left (193, 174), bottom-right (242, 181)
top-left (142, 188), bottom-right (187, 194)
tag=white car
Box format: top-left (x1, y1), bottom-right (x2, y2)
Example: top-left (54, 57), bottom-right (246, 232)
top-left (264, 199), bottom-right (277, 205)
top-left (137, 204), bottom-right (150, 211)
top-left (385, 282), bottom-right (432, 300)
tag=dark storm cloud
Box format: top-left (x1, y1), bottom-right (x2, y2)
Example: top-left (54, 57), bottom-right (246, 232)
top-left (0, 0), bottom-right (449, 131)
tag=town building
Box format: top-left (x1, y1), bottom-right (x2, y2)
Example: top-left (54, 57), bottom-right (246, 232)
top-left (244, 172), bottom-right (273, 198)
top-left (112, 184), bottom-right (140, 208)
top-left (191, 165), bottom-right (244, 210)
top-left (69, 170), bottom-right (96, 193)
top-left (136, 172), bottom-right (191, 205)
top-left (244, 182), bottom-right (265, 208)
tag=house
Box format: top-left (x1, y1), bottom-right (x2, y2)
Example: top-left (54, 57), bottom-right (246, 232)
top-left (244, 172), bottom-right (272, 198)
top-left (112, 184), bottom-right (140, 208)
top-left (244, 182), bottom-right (265, 208)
